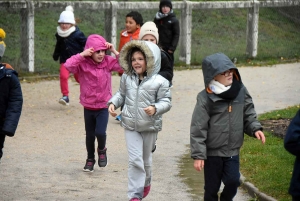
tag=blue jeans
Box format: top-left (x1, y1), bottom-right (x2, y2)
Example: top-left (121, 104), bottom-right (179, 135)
top-left (204, 155), bottom-right (240, 201)
top-left (84, 108), bottom-right (109, 159)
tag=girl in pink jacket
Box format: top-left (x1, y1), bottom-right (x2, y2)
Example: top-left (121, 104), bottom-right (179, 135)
top-left (64, 34), bottom-right (123, 172)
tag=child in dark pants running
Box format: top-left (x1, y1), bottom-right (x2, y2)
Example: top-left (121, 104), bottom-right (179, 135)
top-left (190, 53), bottom-right (266, 201)
top-left (53, 6), bottom-right (87, 106)
top-left (284, 109), bottom-right (300, 201)
top-left (64, 34), bottom-right (123, 172)
top-left (108, 40), bottom-right (171, 201)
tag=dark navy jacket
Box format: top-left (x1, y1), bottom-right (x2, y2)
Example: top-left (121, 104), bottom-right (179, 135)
top-left (0, 64), bottom-right (23, 136)
top-left (284, 109), bottom-right (300, 199)
top-left (154, 13), bottom-right (180, 52)
top-left (53, 26), bottom-right (86, 64)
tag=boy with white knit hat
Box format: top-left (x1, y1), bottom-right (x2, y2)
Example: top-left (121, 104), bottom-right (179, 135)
top-left (53, 6), bottom-right (86, 106)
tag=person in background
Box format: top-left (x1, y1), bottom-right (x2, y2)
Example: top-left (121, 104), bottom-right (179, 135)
top-left (284, 109), bottom-right (300, 201)
top-left (0, 28), bottom-right (23, 163)
top-left (53, 5), bottom-right (87, 106)
top-left (115, 11), bottom-right (143, 121)
top-left (139, 21), bottom-right (173, 152)
top-left (154, 0), bottom-right (179, 87)
top-left (64, 34), bottom-right (123, 172)
top-left (190, 52), bottom-right (265, 201)
top-left (108, 40), bottom-right (171, 201)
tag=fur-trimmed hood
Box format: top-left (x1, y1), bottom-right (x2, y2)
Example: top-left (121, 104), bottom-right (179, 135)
top-left (119, 40), bottom-right (161, 78)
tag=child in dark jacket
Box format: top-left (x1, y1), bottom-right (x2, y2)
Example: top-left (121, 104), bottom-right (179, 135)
top-left (53, 6), bottom-right (87, 106)
top-left (190, 53), bottom-right (265, 201)
top-left (0, 28), bottom-right (23, 162)
top-left (284, 109), bottom-right (300, 201)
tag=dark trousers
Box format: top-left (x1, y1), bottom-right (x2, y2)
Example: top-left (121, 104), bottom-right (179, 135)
top-left (84, 108), bottom-right (109, 159)
top-left (204, 155), bottom-right (240, 201)
top-left (0, 134), bottom-right (6, 160)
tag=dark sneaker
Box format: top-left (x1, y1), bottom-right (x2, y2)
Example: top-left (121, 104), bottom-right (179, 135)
top-left (97, 147), bottom-right (107, 167)
top-left (83, 159), bottom-right (95, 172)
top-left (59, 96), bottom-right (69, 106)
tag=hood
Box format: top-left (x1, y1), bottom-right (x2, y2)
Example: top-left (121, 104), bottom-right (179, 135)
top-left (84, 34), bottom-right (107, 52)
top-left (119, 40), bottom-right (161, 78)
top-left (202, 52), bottom-right (241, 87)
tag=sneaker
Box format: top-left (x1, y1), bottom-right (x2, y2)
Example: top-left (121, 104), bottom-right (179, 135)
top-left (151, 143), bottom-right (156, 153)
top-left (143, 185), bottom-right (151, 198)
top-left (130, 198), bottom-right (141, 201)
top-left (97, 147), bottom-right (108, 167)
top-left (59, 96), bottom-right (69, 106)
top-left (115, 114), bottom-right (121, 121)
top-left (83, 159), bottom-right (95, 172)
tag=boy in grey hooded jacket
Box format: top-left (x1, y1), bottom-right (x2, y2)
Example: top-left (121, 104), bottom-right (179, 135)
top-left (190, 53), bottom-right (265, 201)
top-left (108, 40), bottom-right (171, 201)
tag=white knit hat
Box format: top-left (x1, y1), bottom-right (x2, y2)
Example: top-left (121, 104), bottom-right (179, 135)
top-left (58, 6), bottom-right (75, 25)
top-left (139, 22), bottom-right (159, 44)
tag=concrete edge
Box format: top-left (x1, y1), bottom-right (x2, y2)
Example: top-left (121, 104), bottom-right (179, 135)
top-left (240, 174), bottom-right (278, 201)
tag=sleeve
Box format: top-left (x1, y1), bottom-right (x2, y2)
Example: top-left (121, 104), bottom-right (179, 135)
top-left (77, 31), bottom-right (87, 50)
top-left (107, 74), bottom-right (127, 108)
top-left (53, 34), bottom-right (62, 61)
top-left (190, 93), bottom-right (210, 160)
top-left (107, 55), bottom-right (123, 73)
top-left (152, 78), bottom-right (172, 115)
top-left (2, 73), bottom-right (23, 136)
top-left (64, 53), bottom-right (84, 74)
top-left (284, 109), bottom-right (300, 156)
top-left (158, 51), bottom-right (173, 82)
top-left (243, 87), bottom-right (263, 136)
top-left (170, 18), bottom-right (180, 52)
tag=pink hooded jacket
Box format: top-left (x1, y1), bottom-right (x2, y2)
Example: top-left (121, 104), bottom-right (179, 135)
top-left (64, 34), bottom-right (123, 109)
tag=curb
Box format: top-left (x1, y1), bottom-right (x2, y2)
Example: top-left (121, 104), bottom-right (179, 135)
top-left (240, 174), bottom-right (277, 201)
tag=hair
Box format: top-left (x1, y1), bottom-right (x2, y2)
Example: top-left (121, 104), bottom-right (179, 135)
top-left (126, 11), bottom-right (143, 26)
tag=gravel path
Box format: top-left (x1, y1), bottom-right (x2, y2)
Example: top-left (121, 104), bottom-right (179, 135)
top-left (0, 63), bottom-right (299, 201)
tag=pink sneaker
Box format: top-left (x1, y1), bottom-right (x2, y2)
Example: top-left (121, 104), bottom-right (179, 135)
top-left (143, 185), bottom-right (151, 198)
top-left (129, 198), bottom-right (140, 201)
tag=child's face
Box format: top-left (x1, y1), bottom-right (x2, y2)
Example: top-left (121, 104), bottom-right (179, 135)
top-left (214, 69), bottom-right (234, 86)
top-left (131, 51), bottom-right (146, 78)
top-left (91, 50), bottom-right (106, 63)
top-left (161, 6), bottom-right (171, 14)
top-left (125, 17), bottom-right (140, 33)
top-left (59, 23), bottom-right (73, 31)
top-left (142, 35), bottom-right (157, 44)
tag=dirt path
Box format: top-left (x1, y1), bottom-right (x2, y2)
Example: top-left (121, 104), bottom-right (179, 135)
top-left (0, 63), bottom-right (299, 201)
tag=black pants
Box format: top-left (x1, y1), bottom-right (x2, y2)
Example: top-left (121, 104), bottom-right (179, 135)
top-left (0, 134), bottom-right (6, 160)
top-left (84, 108), bottom-right (109, 159)
top-left (204, 155), bottom-right (240, 201)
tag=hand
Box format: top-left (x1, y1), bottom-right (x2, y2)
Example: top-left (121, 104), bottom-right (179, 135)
top-left (194, 159), bottom-right (204, 171)
top-left (118, 69), bottom-right (124, 76)
top-left (108, 104), bottom-right (117, 117)
top-left (80, 48), bottom-right (94, 57)
top-left (144, 106), bottom-right (156, 116)
top-left (255, 130), bottom-right (266, 144)
top-left (106, 42), bottom-right (119, 55)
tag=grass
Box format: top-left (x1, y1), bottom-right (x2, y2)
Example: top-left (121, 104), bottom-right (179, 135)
top-left (240, 105), bottom-right (300, 201)
top-left (1, 1), bottom-right (300, 75)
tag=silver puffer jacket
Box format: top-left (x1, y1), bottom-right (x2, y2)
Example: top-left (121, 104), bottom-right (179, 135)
top-left (108, 40), bottom-right (172, 132)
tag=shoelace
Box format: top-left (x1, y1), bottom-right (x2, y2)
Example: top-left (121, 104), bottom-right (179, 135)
top-left (87, 161), bottom-right (94, 166)
top-left (99, 154), bottom-right (105, 160)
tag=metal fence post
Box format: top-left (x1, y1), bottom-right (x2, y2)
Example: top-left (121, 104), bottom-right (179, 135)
top-left (104, 1), bottom-right (118, 52)
top-left (20, 0), bottom-right (34, 72)
top-left (179, 0), bottom-right (192, 65)
top-left (246, 0), bottom-right (259, 58)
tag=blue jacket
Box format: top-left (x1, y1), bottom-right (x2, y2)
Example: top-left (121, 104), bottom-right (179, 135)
top-left (284, 109), bottom-right (300, 199)
top-left (0, 63), bottom-right (23, 136)
top-left (53, 26), bottom-right (86, 64)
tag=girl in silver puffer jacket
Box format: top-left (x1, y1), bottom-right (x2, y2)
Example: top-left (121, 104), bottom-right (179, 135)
top-left (108, 40), bottom-right (171, 201)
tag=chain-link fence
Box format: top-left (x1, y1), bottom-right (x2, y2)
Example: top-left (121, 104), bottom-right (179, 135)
top-left (0, 1), bottom-right (299, 75)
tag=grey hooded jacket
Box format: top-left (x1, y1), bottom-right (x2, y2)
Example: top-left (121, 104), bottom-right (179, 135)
top-left (108, 40), bottom-right (171, 132)
top-left (190, 53), bottom-right (262, 159)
